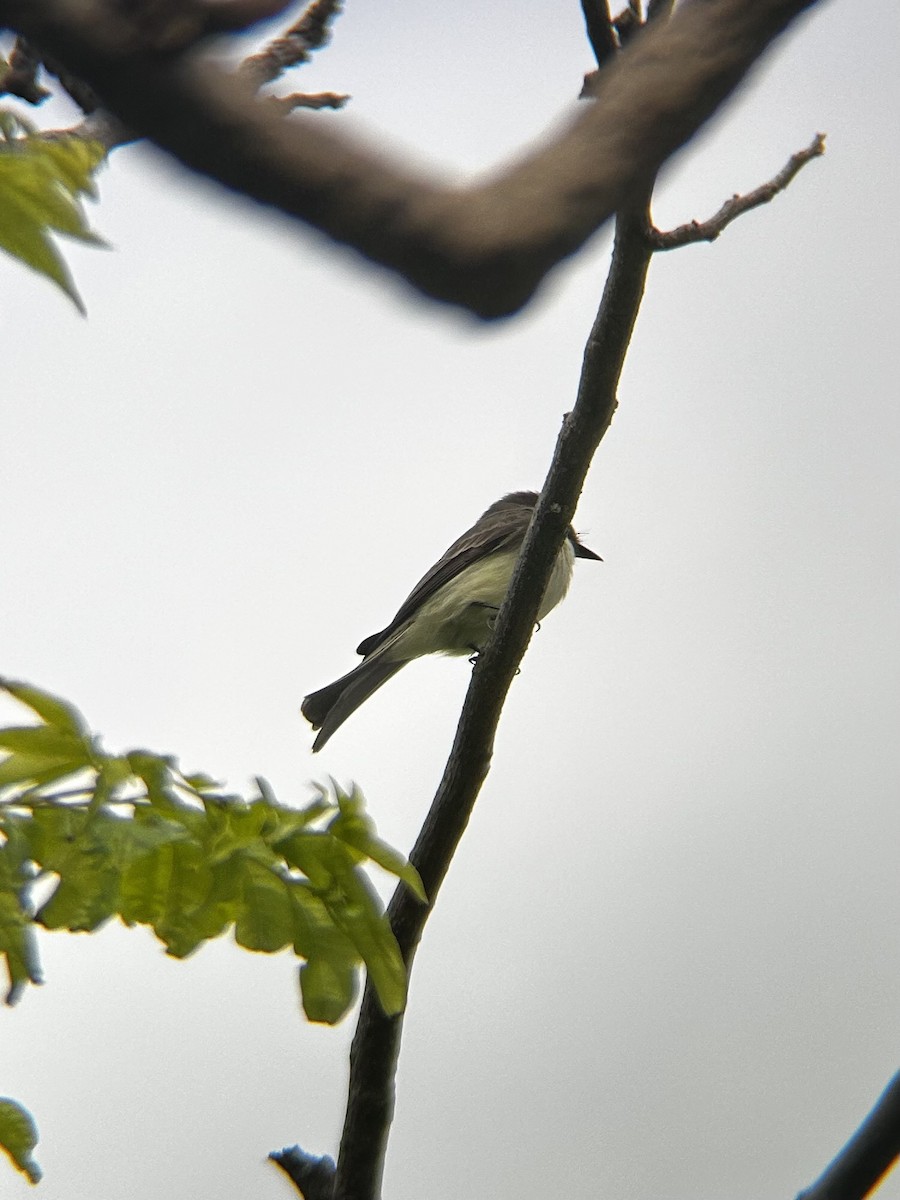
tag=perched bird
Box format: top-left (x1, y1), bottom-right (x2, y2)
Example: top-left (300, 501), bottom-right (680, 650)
top-left (301, 490), bottom-right (600, 751)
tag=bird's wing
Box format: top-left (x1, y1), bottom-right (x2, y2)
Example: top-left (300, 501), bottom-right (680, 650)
top-left (356, 505), bottom-right (532, 656)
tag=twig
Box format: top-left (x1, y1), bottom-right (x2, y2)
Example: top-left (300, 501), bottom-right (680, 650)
top-left (797, 1073), bottom-right (900, 1200)
top-left (266, 90), bottom-right (348, 113)
top-left (19, 0), bottom-right (346, 151)
top-left (239, 0), bottom-right (343, 90)
top-left (580, 0), bottom-right (617, 68)
top-left (648, 132), bottom-right (826, 249)
top-left (0, 0), bottom-right (825, 319)
top-left (0, 37), bottom-right (51, 103)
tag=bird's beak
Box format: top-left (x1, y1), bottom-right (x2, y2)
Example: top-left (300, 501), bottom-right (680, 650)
top-left (574, 541), bottom-right (602, 561)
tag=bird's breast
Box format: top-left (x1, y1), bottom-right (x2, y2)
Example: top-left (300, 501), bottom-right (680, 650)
top-left (386, 541), bottom-right (575, 660)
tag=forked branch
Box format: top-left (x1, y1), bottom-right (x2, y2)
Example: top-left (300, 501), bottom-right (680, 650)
top-left (0, 0), bottom-right (825, 316)
top-left (648, 132), bottom-right (826, 249)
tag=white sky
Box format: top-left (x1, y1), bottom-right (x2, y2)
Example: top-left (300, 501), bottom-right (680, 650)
top-left (2, 1), bottom-right (899, 1198)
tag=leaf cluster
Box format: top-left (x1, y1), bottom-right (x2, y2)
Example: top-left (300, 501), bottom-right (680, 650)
top-left (0, 679), bottom-right (424, 1025)
top-left (0, 110), bottom-right (106, 312)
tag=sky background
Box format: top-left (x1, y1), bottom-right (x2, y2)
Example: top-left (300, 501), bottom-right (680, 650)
top-left (2, 1), bottom-right (899, 1198)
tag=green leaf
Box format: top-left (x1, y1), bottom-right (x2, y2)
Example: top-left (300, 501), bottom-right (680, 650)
top-left (152, 842), bottom-right (216, 958)
top-left (0, 751), bottom-right (84, 791)
top-left (0, 129), bottom-right (106, 312)
top-left (0, 1097), bottom-right (41, 1184)
top-left (181, 771), bottom-right (223, 794)
top-left (0, 679), bottom-right (89, 739)
top-left (0, 883), bottom-right (43, 1003)
top-left (118, 839), bottom-right (174, 927)
top-left (0, 682), bottom-right (414, 1022)
top-left (330, 814), bottom-right (426, 903)
top-left (127, 752), bottom-right (178, 808)
top-left (37, 854), bottom-right (119, 932)
top-left (299, 954), bottom-right (358, 1025)
top-left (234, 860), bottom-right (293, 953)
top-left (324, 867), bottom-right (407, 1017)
top-left (278, 830), bottom-right (348, 890)
top-left (27, 805), bottom-right (89, 869)
top-left (0, 724), bottom-right (83, 755)
top-left (204, 797), bottom-right (275, 865)
top-left (38, 137), bottom-right (105, 198)
top-left (95, 755), bottom-right (133, 790)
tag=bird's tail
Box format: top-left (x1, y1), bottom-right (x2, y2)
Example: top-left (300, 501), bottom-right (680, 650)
top-left (302, 655), bottom-right (406, 752)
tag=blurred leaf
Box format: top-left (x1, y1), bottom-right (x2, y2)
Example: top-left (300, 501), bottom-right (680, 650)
top-left (181, 771), bottom-right (223, 793)
top-left (278, 830), bottom-right (347, 890)
top-left (0, 126), bottom-right (105, 312)
top-left (0, 680), bottom-right (88, 738)
top-left (38, 137), bottom-right (105, 199)
top-left (0, 1097), bottom-right (41, 1184)
top-left (0, 751), bottom-right (83, 790)
top-left (0, 724), bottom-right (89, 759)
top-left (0, 874), bottom-right (43, 1003)
top-left (330, 801), bottom-right (426, 904)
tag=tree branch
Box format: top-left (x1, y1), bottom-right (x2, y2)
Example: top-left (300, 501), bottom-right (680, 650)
top-left (270, 1147), bottom-right (336, 1200)
top-left (266, 89), bottom-right (348, 113)
top-left (239, 0), bottom-right (344, 90)
top-left (0, 37), bottom-right (51, 103)
top-left (580, 0), bottom-right (617, 69)
top-left (0, 0), bottom-right (825, 317)
top-left (648, 132), bottom-right (826, 249)
top-left (330, 188), bottom-right (658, 1200)
top-left (316, 6), bottom-right (827, 1192)
top-left (797, 1073), bottom-right (900, 1200)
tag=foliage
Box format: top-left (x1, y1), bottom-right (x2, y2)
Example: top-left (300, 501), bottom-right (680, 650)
top-left (0, 109), bottom-right (106, 312)
top-left (0, 679), bottom-right (425, 1023)
top-left (0, 1097), bottom-right (40, 1185)
top-left (0, 680), bottom-right (424, 1186)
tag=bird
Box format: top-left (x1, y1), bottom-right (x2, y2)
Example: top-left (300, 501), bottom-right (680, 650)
top-left (301, 491), bottom-right (600, 751)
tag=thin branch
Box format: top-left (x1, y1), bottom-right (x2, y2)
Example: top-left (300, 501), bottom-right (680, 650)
top-left (797, 1073), bottom-right (900, 1200)
top-left (648, 132), bottom-right (826, 249)
top-left (26, 0), bottom-right (346, 149)
top-left (266, 89), bottom-right (348, 113)
top-left (239, 0), bottom-right (343, 90)
top-left (330, 196), bottom-right (658, 1200)
top-left (613, 0), bottom-right (643, 46)
top-left (580, 0), bottom-right (617, 68)
top-left (0, 36), bottom-right (51, 103)
top-left (0, 0), bottom-right (826, 318)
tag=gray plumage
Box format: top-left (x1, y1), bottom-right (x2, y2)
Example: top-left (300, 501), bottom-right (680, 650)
top-left (301, 491), bottom-right (599, 751)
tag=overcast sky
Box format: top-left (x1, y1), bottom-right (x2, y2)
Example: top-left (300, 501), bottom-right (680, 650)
top-left (2, 2), bottom-right (899, 1198)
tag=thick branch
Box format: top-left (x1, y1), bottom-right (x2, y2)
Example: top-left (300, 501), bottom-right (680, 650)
top-left (649, 132), bottom-right (826, 249)
top-left (1, 0), bottom-right (824, 317)
top-left (798, 1073), bottom-right (900, 1200)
